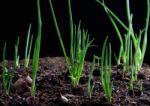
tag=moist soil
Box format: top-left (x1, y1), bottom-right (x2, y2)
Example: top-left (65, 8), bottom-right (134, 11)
top-left (0, 57), bottom-right (150, 106)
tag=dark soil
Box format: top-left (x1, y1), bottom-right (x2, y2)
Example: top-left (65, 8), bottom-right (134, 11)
top-left (0, 57), bottom-right (150, 106)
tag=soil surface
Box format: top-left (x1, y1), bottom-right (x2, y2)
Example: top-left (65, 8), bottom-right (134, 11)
top-left (0, 57), bottom-right (150, 106)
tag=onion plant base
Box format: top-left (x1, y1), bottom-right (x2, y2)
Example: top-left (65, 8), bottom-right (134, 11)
top-left (0, 57), bottom-right (150, 105)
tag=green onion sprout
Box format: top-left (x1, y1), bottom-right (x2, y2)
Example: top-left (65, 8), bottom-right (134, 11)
top-left (14, 37), bottom-right (20, 68)
top-left (24, 24), bottom-right (33, 68)
top-left (49, 0), bottom-right (94, 86)
top-left (96, 0), bottom-right (150, 73)
top-left (31, 0), bottom-right (42, 96)
top-left (2, 43), bottom-right (15, 95)
top-left (100, 36), bottom-right (112, 103)
top-left (88, 55), bottom-right (95, 98)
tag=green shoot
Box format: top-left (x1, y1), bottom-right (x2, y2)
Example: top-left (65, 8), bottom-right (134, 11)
top-left (14, 37), bottom-right (20, 68)
top-left (69, 22), bottom-right (94, 86)
top-left (121, 13), bottom-right (133, 72)
top-left (140, 80), bottom-right (143, 92)
top-left (48, 0), bottom-right (69, 69)
top-left (31, 0), bottom-right (42, 96)
top-left (88, 55), bottom-right (100, 98)
top-left (96, 0), bottom-right (150, 72)
top-left (100, 37), bottom-right (112, 103)
top-left (129, 42), bottom-right (134, 91)
top-left (129, 69), bottom-right (134, 91)
top-left (129, 40), bottom-right (138, 91)
top-left (88, 55), bottom-right (95, 98)
top-left (2, 43), bottom-right (15, 95)
top-left (24, 24), bottom-right (33, 68)
top-left (49, 0), bottom-right (94, 86)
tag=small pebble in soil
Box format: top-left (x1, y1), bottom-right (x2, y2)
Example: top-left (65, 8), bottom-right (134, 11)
top-left (13, 73), bottom-right (32, 94)
top-left (60, 94), bottom-right (69, 103)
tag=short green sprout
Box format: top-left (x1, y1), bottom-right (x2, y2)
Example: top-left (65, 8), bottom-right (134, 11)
top-left (140, 80), bottom-right (143, 92)
top-left (87, 55), bottom-right (100, 98)
top-left (14, 37), bottom-right (20, 68)
top-left (99, 37), bottom-right (112, 103)
top-left (24, 24), bottom-right (33, 68)
top-left (2, 43), bottom-right (15, 95)
top-left (88, 55), bottom-right (95, 98)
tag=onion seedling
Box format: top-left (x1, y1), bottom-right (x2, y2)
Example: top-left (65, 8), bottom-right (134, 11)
top-left (96, 0), bottom-right (150, 72)
top-left (129, 42), bottom-right (134, 91)
top-left (129, 68), bottom-right (134, 91)
top-left (87, 55), bottom-right (100, 98)
top-left (69, 21), bottom-right (94, 86)
top-left (2, 43), bottom-right (15, 95)
top-left (14, 37), bottom-right (20, 68)
top-left (31, 0), bottom-right (42, 96)
top-left (87, 55), bottom-right (95, 98)
top-left (99, 37), bottom-right (112, 103)
top-left (49, 0), bottom-right (94, 86)
top-left (140, 80), bottom-right (143, 93)
top-left (24, 24), bottom-right (33, 68)
top-left (129, 40), bottom-right (139, 91)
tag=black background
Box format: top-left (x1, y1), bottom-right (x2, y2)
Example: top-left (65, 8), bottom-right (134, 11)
top-left (0, 0), bottom-right (150, 64)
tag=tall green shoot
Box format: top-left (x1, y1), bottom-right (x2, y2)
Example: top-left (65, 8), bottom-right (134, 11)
top-left (96, 0), bottom-right (150, 72)
top-left (49, 0), bottom-right (94, 86)
top-left (31, 0), bottom-right (42, 96)
top-left (48, 0), bottom-right (69, 69)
